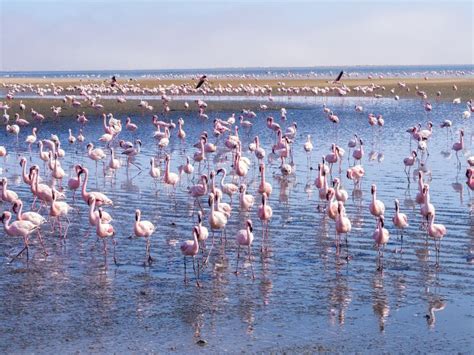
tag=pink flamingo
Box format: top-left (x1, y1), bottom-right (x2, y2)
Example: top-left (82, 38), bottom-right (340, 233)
top-left (50, 190), bottom-right (72, 238)
top-left (78, 167), bottom-right (113, 206)
top-left (163, 154), bottom-right (180, 192)
top-left (369, 184), bottom-right (385, 219)
top-left (392, 199), bottom-right (409, 252)
top-left (335, 201), bottom-right (352, 257)
top-left (235, 219), bottom-right (255, 278)
top-left (0, 178), bottom-right (18, 203)
top-left (180, 226), bottom-right (201, 287)
top-left (452, 129), bottom-right (464, 165)
top-left (1, 211), bottom-right (42, 263)
top-left (373, 216), bottom-right (389, 271)
top-left (427, 212), bottom-right (446, 267)
top-left (68, 165), bottom-right (82, 201)
top-left (134, 209), bottom-right (156, 265)
top-left (258, 163), bottom-right (272, 196)
top-left (257, 193), bottom-right (273, 251)
top-left (96, 208), bottom-right (117, 266)
top-left (403, 151), bottom-right (417, 181)
top-left (239, 184), bottom-right (255, 212)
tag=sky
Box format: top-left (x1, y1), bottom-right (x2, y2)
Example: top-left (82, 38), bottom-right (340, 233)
top-left (0, 0), bottom-right (472, 71)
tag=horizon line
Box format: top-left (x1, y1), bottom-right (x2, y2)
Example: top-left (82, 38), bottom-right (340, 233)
top-left (1, 63), bottom-right (473, 74)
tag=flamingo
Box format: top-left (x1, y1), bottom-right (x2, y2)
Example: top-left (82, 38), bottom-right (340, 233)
top-left (352, 138), bottom-right (364, 165)
top-left (335, 201), bottom-right (352, 258)
top-left (87, 196), bottom-right (112, 227)
top-left (163, 154), bottom-right (180, 191)
top-left (257, 193), bottom-right (273, 251)
top-left (393, 199), bottom-right (409, 252)
top-left (1, 211), bottom-right (41, 263)
top-left (258, 163), bottom-right (272, 196)
top-left (49, 190), bottom-right (72, 238)
top-left (452, 129), bottom-right (464, 165)
top-left (303, 135), bottom-right (313, 165)
top-left (180, 226), bottom-right (201, 287)
top-left (427, 212), bottom-right (447, 267)
top-left (134, 209), bottom-right (156, 265)
top-left (108, 147), bottom-right (121, 173)
top-left (205, 192), bottom-right (228, 264)
top-left (195, 211), bottom-right (209, 248)
top-left (217, 168), bottom-right (238, 202)
top-left (369, 184), bottom-right (385, 218)
top-left (333, 177), bottom-right (348, 203)
top-left (68, 165), bottom-right (82, 201)
top-left (420, 184), bottom-right (436, 224)
top-left (96, 208), bottom-right (117, 266)
top-left (12, 199), bottom-right (46, 228)
top-left (403, 151), bottom-right (417, 181)
top-left (78, 166), bottom-right (113, 206)
top-left (126, 117), bottom-right (138, 132)
top-left (373, 216), bottom-right (389, 271)
top-left (0, 178), bottom-right (19, 203)
top-left (86, 143), bottom-right (106, 170)
top-left (239, 184), bottom-right (255, 212)
top-left (235, 219), bottom-right (255, 278)
top-left (68, 129), bottom-right (76, 144)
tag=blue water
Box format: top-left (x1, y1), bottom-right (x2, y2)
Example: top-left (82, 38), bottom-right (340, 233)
top-left (0, 95), bottom-right (472, 352)
top-left (1, 64), bottom-right (473, 79)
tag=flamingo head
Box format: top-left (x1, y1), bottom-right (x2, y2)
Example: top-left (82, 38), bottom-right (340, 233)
top-left (247, 219), bottom-right (253, 232)
top-left (239, 184), bottom-right (246, 193)
top-left (12, 200), bottom-right (21, 214)
top-left (19, 157), bottom-right (26, 166)
top-left (326, 188), bottom-right (335, 201)
top-left (371, 184), bottom-right (376, 194)
top-left (380, 215), bottom-right (385, 228)
top-left (208, 193), bottom-right (215, 207)
top-left (135, 209), bottom-right (141, 221)
top-left (0, 211), bottom-right (11, 224)
top-left (197, 211), bottom-right (203, 223)
top-left (201, 175), bottom-right (208, 184)
top-left (193, 226), bottom-right (200, 239)
top-left (87, 196), bottom-right (95, 206)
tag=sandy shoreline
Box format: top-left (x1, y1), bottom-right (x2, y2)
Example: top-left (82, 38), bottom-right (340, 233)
top-left (1, 76), bottom-right (472, 119)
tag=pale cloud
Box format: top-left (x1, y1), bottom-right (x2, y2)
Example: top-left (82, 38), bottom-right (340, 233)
top-left (0, 0), bottom-right (472, 71)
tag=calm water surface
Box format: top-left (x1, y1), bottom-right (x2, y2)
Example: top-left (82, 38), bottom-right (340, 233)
top-left (0, 96), bottom-right (472, 353)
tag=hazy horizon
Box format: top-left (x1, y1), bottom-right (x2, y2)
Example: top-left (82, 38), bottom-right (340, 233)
top-left (1, 0), bottom-right (472, 71)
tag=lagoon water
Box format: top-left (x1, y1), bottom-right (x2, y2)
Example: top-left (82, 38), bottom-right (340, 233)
top-left (0, 95), bottom-right (472, 352)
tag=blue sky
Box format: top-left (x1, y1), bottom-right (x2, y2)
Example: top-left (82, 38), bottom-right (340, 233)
top-left (0, 0), bottom-right (472, 71)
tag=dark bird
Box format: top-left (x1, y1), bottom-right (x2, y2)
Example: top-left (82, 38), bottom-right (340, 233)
top-left (195, 75), bottom-right (207, 89)
top-left (111, 75), bottom-right (117, 87)
top-left (334, 70), bottom-right (344, 83)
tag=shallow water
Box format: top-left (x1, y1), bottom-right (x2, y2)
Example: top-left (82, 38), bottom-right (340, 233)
top-left (0, 96), bottom-right (472, 353)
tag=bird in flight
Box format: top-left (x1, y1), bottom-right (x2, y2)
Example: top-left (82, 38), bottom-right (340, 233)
top-left (333, 71), bottom-right (344, 83)
top-left (196, 75), bottom-right (207, 89)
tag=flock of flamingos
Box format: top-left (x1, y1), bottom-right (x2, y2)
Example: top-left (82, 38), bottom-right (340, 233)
top-left (0, 79), bottom-right (473, 287)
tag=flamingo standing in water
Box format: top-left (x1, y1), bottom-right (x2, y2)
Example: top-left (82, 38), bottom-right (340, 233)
top-left (134, 209), bottom-right (156, 265)
top-left (392, 199), bottom-right (409, 252)
top-left (180, 226), bottom-right (201, 287)
top-left (96, 208), bottom-right (117, 266)
top-left (258, 193), bottom-right (273, 252)
top-left (78, 166), bottom-right (113, 206)
top-left (369, 184), bottom-right (385, 219)
top-left (427, 212), bottom-right (447, 267)
top-left (235, 219), bottom-right (255, 278)
top-left (163, 154), bottom-right (180, 193)
top-left (373, 215), bottom-right (389, 271)
top-left (1, 211), bottom-right (41, 263)
top-left (335, 201), bottom-right (352, 258)
top-left (452, 129), bottom-right (464, 166)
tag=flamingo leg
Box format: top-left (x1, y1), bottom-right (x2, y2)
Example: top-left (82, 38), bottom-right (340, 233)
top-left (235, 245), bottom-right (240, 274)
top-left (183, 256), bottom-right (187, 283)
top-left (248, 245), bottom-right (255, 280)
top-left (192, 257), bottom-right (200, 287)
top-left (9, 245), bottom-right (28, 264)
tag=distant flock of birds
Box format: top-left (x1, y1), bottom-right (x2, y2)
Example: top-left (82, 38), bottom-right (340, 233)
top-left (0, 78), bottom-right (473, 287)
